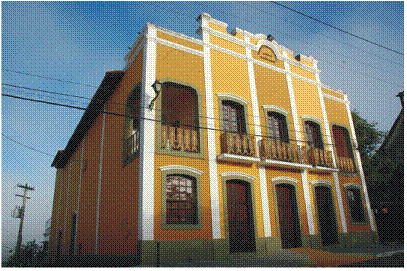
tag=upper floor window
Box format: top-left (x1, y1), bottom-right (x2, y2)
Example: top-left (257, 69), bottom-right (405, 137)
top-left (267, 112), bottom-right (289, 142)
top-left (222, 100), bottom-right (246, 134)
top-left (332, 125), bottom-right (353, 158)
top-left (160, 82), bottom-right (200, 154)
top-left (304, 121), bottom-right (324, 149)
top-left (123, 84), bottom-right (141, 166)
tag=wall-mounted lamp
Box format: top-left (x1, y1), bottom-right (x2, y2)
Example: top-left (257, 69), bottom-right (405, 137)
top-left (148, 80), bottom-right (162, 110)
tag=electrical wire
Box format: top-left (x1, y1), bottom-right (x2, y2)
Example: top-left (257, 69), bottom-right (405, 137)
top-left (1, 133), bottom-right (55, 157)
top-left (270, 1), bottom-right (404, 56)
top-left (2, 92), bottom-right (358, 148)
top-left (239, 1), bottom-right (403, 67)
top-left (3, 84), bottom-right (357, 143)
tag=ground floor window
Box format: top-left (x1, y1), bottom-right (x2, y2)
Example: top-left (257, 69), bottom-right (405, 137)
top-left (166, 175), bottom-right (197, 224)
top-left (345, 186), bottom-right (367, 224)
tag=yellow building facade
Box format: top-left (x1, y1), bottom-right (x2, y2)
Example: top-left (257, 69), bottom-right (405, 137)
top-left (49, 13), bottom-right (378, 265)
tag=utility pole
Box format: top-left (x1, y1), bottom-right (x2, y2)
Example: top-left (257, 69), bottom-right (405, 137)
top-left (13, 183), bottom-right (34, 261)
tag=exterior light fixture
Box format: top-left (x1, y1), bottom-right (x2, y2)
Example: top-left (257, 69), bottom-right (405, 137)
top-left (149, 80), bottom-right (162, 110)
top-left (267, 35), bottom-right (274, 41)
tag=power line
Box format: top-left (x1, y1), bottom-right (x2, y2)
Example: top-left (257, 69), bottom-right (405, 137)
top-left (191, 2), bottom-right (403, 88)
top-left (270, 1), bottom-right (404, 56)
top-left (2, 93), bottom-right (359, 147)
top-left (2, 84), bottom-right (356, 142)
top-left (2, 69), bottom-right (98, 88)
top-left (1, 133), bottom-right (55, 157)
top-left (239, 1), bottom-right (403, 67)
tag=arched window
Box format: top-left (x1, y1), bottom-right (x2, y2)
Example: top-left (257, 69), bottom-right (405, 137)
top-left (304, 121), bottom-right (323, 149)
top-left (222, 100), bottom-right (246, 134)
top-left (165, 175), bottom-right (197, 225)
top-left (332, 125), bottom-right (353, 158)
top-left (267, 112), bottom-right (289, 142)
top-left (123, 83), bottom-right (141, 166)
top-left (160, 82), bottom-right (200, 154)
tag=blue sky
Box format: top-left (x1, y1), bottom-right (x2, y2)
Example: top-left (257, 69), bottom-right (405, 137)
top-left (1, 1), bottom-right (404, 260)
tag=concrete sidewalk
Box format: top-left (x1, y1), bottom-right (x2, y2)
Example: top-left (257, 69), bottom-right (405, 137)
top-left (141, 243), bottom-right (404, 267)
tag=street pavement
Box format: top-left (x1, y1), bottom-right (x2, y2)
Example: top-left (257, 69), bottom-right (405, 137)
top-left (150, 243), bottom-right (404, 267)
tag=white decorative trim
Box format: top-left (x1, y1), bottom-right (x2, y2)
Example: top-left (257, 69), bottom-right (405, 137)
top-left (302, 170), bottom-right (315, 235)
top-left (159, 165), bottom-right (204, 176)
top-left (344, 94), bottom-right (376, 231)
top-left (124, 39), bottom-right (146, 72)
top-left (255, 40), bottom-right (282, 60)
top-left (279, 45), bottom-right (294, 55)
top-left (216, 93), bottom-right (249, 106)
top-left (320, 83), bottom-right (344, 95)
top-left (271, 176), bottom-right (299, 184)
top-left (301, 115), bottom-right (323, 125)
top-left (309, 166), bottom-right (340, 173)
top-left (138, 24), bottom-right (157, 241)
top-left (217, 153), bottom-right (261, 164)
top-left (323, 93), bottom-right (347, 104)
top-left (259, 159), bottom-right (312, 170)
top-left (154, 37), bottom-right (204, 57)
top-left (245, 35), bottom-right (271, 238)
top-left (200, 14), bottom-right (222, 239)
top-left (311, 180), bottom-right (334, 187)
top-left (95, 104), bottom-right (106, 254)
top-left (344, 183), bottom-right (362, 189)
top-left (124, 23), bottom-right (149, 61)
top-left (220, 172), bottom-right (256, 181)
top-left (283, 51), bottom-right (302, 145)
top-left (333, 172), bottom-right (348, 233)
top-left (155, 24), bottom-right (204, 46)
top-left (262, 105), bottom-right (289, 116)
top-left (231, 26), bottom-right (267, 40)
top-left (75, 140), bottom-right (85, 254)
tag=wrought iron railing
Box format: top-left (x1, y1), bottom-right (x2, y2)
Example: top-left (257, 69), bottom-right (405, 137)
top-left (307, 147), bottom-right (334, 168)
top-left (259, 138), bottom-right (308, 164)
top-left (126, 131), bottom-right (140, 158)
top-left (337, 156), bottom-right (356, 173)
top-left (220, 132), bottom-right (256, 156)
top-left (161, 124), bottom-right (199, 153)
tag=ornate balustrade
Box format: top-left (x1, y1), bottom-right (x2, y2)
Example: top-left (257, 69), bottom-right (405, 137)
top-left (337, 156), bottom-right (356, 173)
top-left (220, 132), bottom-right (256, 157)
top-left (307, 147), bottom-right (334, 168)
top-left (161, 124), bottom-right (199, 153)
top-left (259, 138), bottom-right (308, 164)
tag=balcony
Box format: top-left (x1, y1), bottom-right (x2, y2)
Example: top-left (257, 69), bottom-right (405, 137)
top-left (125, 130), bottom-right (140, 158)
top-left (259, 138), bottom-right (311, 170)
top-left (307, 147), bottom-right (338, 173)
top-left (218, 132), bottom-right (260, 164)
top-left (161, 124), bottom-right (199, 153)
top-left (337, 156), bottom-right (357, 173)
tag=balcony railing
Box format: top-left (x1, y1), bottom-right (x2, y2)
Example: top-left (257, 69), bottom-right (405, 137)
top-left (259, 138), bottom-right (308, 164)
top-left (161, 124), bottom-right (199, 153)
top-left (126, 130), bottom-right (140, 158)
top-left (307, 147), bottom-right (334, 168)
top-left (337, 156), bottom-right (356, 173)
top-left (220, 132), bottom-right (256, 156)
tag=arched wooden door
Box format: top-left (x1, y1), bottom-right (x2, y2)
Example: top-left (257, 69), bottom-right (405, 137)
top-left (226, 180), bottom-right (256, 253)
top-left (314, 186), bottom-right (339, 246)
top-left (276, 183), bottom-right (302, 248)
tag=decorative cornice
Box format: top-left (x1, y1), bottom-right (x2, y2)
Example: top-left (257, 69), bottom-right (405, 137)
top-left (311, 180), bottom-right (334, 186)
top-left (262, 105), bottom-right (290, 115)
top-left (220, 171), bottom-right (256, 181)
top-left (271, 176), bottom-right (299, 184)
top-left (301, 115), bottom-right (323, 125)
top-left (216, 93), bottom-right (249, 105)
top-left (323, 93), bottom-right (348, 104)
top-left (159, 165), bottom-right (204, 176)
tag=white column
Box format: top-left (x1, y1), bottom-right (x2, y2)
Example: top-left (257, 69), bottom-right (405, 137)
top-left (95, 104), bottom-right (106, 253)
top-left (344, 94), bottom-right (376, 231)
top-left (283, 50), bottom-right (315, 235)
top-left (245, 35), bottom-right (271, 237)
top-left (314, 64), bottom-right (347, 233)
top-left (199, 13), bottom-right (221, 239)
top-left (138, 23), bottom-right (157, 241)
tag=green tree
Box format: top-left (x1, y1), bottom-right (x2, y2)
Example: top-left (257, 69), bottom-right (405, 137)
top-left (351, 110), bottom-right (385, 173)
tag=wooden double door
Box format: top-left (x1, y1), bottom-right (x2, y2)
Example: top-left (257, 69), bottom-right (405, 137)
top-left (314, 186), bottom-right (339, 246)
top-left (226, 180), bottom-right (256, 253)
top-left (275, 184), bottom-right (302, 249)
